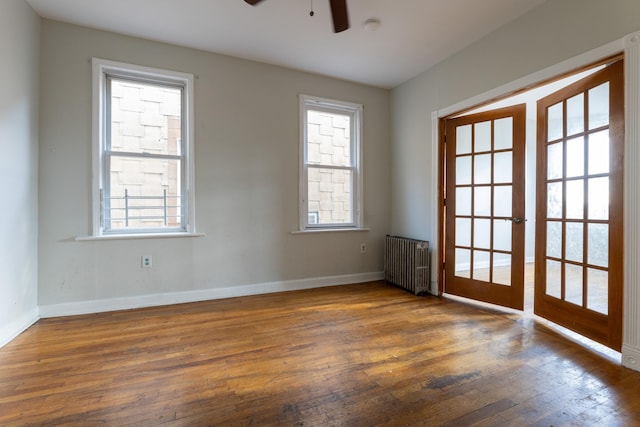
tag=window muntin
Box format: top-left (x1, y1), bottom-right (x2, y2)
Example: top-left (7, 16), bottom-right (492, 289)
top-left (300, 95), bottom-right (362, 230)
top-left (93, 59), bottom-right (195, 236)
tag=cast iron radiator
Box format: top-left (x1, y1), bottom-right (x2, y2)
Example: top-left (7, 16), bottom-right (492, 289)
top-left (384, 235), bottom-right (430, 295)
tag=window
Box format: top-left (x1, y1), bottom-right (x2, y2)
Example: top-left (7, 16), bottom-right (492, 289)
top-left (300, 95), bottom-right (363, 230)
top-left (92, 58), bottom-right (195, 236)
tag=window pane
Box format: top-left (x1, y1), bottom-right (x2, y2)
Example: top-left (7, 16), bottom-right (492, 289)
top-left (473, 250), bottom-right (491, 282)
top-left (493, 151), bottom-right (512, 184)
top-left (474, 219), bottom-right (491, 249)
top-left (493, 253), bottom-right (511, 286)
top-left (455, 249), bottom-right (471, 278)
top-left (474, 154), bottom-right (491, 184)
top-left (547, 182), bottom-right (563, 219)
top-left (548, 102), bottom-right (563, 141)
top-left (566, 179), bottom-right (584, 219)
top-left (474, 186), bottom-right (491, 216)
top-left (546, 221), bottom-right (562, 259)
top-left (566, 264), bottom-right (583, 306)
top-left (456, 187), bottom-right (471, 216)
top-left (474, 121), bottom-right (492, 152)
top-left (110, 79), bottom-right (182, 156)
top-left (455, 218), bottom-right (471, 247)
top-left (588, 177), bottom-right (609, 220)
top-left (588, 224), bottom-right (608, 268)
top-left (589, 82), bottom-right (609, 130)
top-left (494, 117), bottom-right (513, 150)
top-left (566, 137), bottom-right (584, 178)
top-left (546, 260), bottom-right (562, 299)
top-left (566, 93), bottom-right (584, 136)
top-left (587, 268), bottom-right (608, 315)
top-left (566, 223), bottom-right (584, 263)
top-left (108, 156), bottom-right (182, 230)
top-left (307, 167), bottom-right (353, 224)
top-left (306, 110), bottom-right (351, 167)
top-left (456, 125), bottom-right (472, 154)
top-left (493, 219), bottom-right (511, 252)
top-left (547, 142), bottom-right (563, 180)
top-left (493, 185), bottom-right (512, 218)
top-left (456, 156), bottom-right (472, 185)
top-left (588, 130), bottom-right (609, 175)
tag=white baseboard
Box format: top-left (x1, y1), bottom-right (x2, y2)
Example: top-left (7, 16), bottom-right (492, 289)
top-left (0, 308), bottom-right (40, 349)
top-left (622, 344), bottom-right (640, 372)
top-left (39, 271), bottom-right (384, 318)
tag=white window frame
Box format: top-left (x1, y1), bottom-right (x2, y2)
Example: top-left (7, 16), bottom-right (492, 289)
top-left (91, 58), bottom-right (196, 237)
top-left (299, 94), bottom-right (363, 231)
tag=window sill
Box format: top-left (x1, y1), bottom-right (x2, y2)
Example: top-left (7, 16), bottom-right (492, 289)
top-left (75, 232), bottom-right (205, 241)
top-left (291, 227), bottom-right (371, 235)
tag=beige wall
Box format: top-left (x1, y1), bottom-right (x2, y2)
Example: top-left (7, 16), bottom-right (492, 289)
top-left (0, 0), bottom-right (40, 344)
top-left (38, 20), bottom-right (391, 307)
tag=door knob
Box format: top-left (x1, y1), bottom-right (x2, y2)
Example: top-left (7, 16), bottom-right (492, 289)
top-left (507, 217), bottom-right (524, 224)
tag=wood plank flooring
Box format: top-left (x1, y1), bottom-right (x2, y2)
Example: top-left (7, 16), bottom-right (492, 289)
top-left (1, 281), bottom-right (639, 426)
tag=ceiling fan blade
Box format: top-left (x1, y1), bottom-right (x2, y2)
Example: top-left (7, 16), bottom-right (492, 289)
top-left (244, 0), bottom-right (264, 5)
top-left (329, 0), bottom-right (349, 33)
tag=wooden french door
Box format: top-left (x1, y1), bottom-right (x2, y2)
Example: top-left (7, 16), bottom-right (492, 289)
top-left (444, 105), bottom-right (527, 310)
top-left (535, 59), bottom-right (624, 351)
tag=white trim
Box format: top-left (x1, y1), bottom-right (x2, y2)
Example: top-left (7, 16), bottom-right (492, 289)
top-left (291, 227), bottom-right (371, 234)
top-left (75, 232), bottom-right (205, 241)
top-left (92, 59), bottom-right (104, 236)
top-left (623, 31), bottom-right (640, 372)
top-left (299, 94), bottom-right (364, 231)
top-left (39, 272), bottom-right (384, 318)
top-left (184, 68), bottom-right (197, 234)
top-left (622, 344), bottom-right (640, 370)
top-left (299, 94), bottom-right (307, 230)
top-left (0, 308), bottom-right (39, 349)
top-left (430, 111), bottom-right (440, 295)
top-left (91, 58), bottom-right (196, 237)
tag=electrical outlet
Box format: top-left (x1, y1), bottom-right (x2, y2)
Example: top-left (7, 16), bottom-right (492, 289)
top-left (360, 243), bottom-right (367, 253)
top-left (141, 255), bottom-right (152, 268)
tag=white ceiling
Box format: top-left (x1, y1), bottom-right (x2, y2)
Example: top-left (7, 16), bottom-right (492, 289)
top-left (26, 0), bottom-right (548, 89)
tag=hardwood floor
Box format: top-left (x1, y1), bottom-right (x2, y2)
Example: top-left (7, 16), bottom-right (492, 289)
top-left (1, 281), bottom-right (639, 426)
